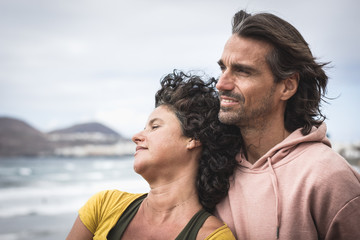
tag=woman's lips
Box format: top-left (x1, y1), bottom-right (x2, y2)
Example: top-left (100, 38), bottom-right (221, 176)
top-left (135, 146), bottom-right (147, 155)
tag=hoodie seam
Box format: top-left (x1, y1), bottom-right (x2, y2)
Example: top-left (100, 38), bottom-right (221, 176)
top-left (238, 142), bottom-right (327, 173)
top-left (324, 195), bottom-right (360, 239)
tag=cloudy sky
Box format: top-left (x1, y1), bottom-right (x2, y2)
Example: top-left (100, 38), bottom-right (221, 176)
top-left (0, 0), bottom-right (359, 143)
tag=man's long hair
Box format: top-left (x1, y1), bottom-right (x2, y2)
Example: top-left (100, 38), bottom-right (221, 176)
top-left (232, 10), bottom-right (329, 134)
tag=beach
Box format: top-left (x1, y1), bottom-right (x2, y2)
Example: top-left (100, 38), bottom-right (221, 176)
top-left (0, 157), bottom-right (148, 240)
top-left (1, 156), bottom-right (359, 240)
top-left (0, 213), bottom-right (76, 240)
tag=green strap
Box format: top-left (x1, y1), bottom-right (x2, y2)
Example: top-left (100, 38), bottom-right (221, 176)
top-left (107, 194), bottom-right (147, 240)
top-left (107, 195), bottom-right (211, 240)
top-left (175, 209), bottom-right (212, 240)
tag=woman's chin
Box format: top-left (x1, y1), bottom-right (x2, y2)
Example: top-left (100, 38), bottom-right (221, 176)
top-left (133, 163), bottom-right (146, 175)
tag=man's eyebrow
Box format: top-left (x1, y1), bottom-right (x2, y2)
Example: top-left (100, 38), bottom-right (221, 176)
top-left (232, 63), bottom-right (257, 73)
top-left (217, 59), bottom-right (224, 66)
top-left (217, 59), bottom-right (257, 73)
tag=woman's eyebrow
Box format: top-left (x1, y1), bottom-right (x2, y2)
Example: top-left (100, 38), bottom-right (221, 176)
top-left (147, 118), bottom-right (163, 126)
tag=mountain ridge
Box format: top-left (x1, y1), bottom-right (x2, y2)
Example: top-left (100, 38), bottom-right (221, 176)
top-left (0, 116), bottom-right (132, 157)
top-left (0, 117), bottom-right (54, 157)
top-left (48, 122), bottom-right (122, 137)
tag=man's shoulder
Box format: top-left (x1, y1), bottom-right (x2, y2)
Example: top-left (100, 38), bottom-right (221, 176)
top-left (295, 141), bottom-right (346, 167)
top-left (274, 141), bottom-right (360, 191)
top-left (296, 143), bottom-right (360, 191)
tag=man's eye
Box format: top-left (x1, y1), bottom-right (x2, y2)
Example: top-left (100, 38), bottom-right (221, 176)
top-left (151, 125), bottom-right (159, 130)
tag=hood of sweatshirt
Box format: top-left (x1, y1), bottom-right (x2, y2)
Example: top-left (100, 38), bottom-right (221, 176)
top-left (234, 122), bottom-right (331, 239)
top-left (237, 122), bottom-right (331, 170)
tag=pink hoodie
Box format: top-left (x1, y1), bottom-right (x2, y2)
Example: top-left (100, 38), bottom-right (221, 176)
top-left (215, 123), bottom-right (360, 240)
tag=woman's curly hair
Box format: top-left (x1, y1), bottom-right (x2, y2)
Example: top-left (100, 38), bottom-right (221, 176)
top-left (155, 70), bottom-right (242, 212)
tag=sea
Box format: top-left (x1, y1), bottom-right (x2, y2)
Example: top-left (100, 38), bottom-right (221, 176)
top-left (0, 156), bottom-right (149, 240)
top-left (0, 157), bottom-right (359, 240)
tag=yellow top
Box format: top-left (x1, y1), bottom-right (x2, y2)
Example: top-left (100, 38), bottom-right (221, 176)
top-left (79, 190), bottom-right (235, 240)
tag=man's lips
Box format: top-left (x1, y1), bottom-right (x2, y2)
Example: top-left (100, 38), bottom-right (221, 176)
top-left (219, 91), bottom-right (244, 107)
top-left (220, 96), bottom-right (238, 102)
top-left (219, 96), bottom-right (239, 106)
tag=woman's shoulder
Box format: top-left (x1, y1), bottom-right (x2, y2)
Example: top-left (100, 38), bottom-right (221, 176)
top-left (95, 189), bottom-right (143, 199)
top-left (78, 190), bottom-right (146, 234)
top-left (198, 215), bottom-right (236, 240)
top-left (90, 190), bottom-right (145, 207)
top-left (80, 190), bottom-right (145, 216)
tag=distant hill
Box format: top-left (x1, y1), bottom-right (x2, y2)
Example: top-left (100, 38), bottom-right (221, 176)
top-left (47, 122), bottom-right (127, 147)
top-left (0, 117), bottom-right (54, 157)
top-left (0, 117), bottom-right (134, 157)
top-left (48, 122), bottom-right (121, 136)
top-left (47, 122), bottom-right (133, 157)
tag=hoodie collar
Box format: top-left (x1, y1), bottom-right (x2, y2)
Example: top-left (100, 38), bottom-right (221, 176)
top-left (237, 122), bottom-right (331, 170)
top-left (236, 123), bottom-right (330, 239)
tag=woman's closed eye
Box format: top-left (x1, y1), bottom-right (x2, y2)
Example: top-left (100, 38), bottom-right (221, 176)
top-left (151, 125), bottom-right (160, 130)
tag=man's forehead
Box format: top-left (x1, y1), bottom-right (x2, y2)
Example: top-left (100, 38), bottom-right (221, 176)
top-left (221, 35), bottom-right (271, 64)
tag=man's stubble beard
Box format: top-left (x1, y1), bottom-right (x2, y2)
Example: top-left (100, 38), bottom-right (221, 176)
top-left (218, 86), bottom-right (276, 129)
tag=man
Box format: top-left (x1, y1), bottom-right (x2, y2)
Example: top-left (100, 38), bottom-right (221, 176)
top-left (215, 10), bottom-right (360, 240)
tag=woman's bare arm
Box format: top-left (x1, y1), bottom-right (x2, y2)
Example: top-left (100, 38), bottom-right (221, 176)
top-left (66, 215), bottom-right (93, 240)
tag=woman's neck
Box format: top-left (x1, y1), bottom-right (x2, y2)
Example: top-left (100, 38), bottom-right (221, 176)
top-left (143, 173), bottom-right (202, 223)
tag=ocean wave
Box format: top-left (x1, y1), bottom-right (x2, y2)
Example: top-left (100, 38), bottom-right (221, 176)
top-left (0, 179), bottom-right (148, 218)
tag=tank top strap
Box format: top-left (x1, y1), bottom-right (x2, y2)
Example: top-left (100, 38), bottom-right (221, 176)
top-left (107, 195), bottom-right (211, 240)
top-left (175, 208), bottom-right (212, 240)
top-left (107, 194), bottom-right (147, 240)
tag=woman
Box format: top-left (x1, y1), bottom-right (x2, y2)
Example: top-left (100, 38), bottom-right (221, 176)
top-left (67, 70), bottom-right (241, 239)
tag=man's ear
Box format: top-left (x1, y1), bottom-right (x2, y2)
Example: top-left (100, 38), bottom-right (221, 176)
top-left (187, 139), bottom-right (202, 150)
top-left (280, 73), bottom-right (299, 100)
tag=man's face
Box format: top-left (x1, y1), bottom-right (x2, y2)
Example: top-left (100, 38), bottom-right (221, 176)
top-left (216, 35), bottom-right (282, 128)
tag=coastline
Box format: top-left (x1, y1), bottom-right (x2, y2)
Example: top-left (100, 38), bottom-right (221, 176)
top-left (0, 212), bottom-right (77, 240)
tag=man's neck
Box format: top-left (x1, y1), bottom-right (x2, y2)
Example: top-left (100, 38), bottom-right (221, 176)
top-left (241, 123), bottom-right (291, 164)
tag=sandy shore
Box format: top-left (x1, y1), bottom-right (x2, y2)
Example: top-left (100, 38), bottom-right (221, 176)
top-left (0, 212), bottom-right (77, 240)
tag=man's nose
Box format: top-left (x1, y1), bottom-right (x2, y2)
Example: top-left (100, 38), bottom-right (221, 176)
top-left (216, 72), bottom-right (235, 91)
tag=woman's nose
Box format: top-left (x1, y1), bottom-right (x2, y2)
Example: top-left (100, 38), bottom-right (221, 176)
top-left (132, 130), bottom-right (145, 144)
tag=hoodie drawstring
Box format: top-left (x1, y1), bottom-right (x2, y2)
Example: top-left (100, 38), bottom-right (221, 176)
top-left (267, 157), bottom-right (281, 239)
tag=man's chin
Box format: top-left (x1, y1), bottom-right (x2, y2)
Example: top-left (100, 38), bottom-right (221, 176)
top-left (218, 111), bottom-right (238, 125)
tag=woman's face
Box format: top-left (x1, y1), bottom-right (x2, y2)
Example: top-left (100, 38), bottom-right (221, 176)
top-left (132, 105), bottom-right (193, 181)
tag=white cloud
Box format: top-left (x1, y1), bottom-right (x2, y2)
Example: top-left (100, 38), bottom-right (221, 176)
top-left (95, 107), bottom-right (152, 139)
top-left (0, 0), bottom-right (359, 142)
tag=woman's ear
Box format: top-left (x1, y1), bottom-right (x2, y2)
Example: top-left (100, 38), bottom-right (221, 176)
top-left (280, 73), bottom-right (299, 100)
top-left (187, 139), bottom-right (202, 150)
